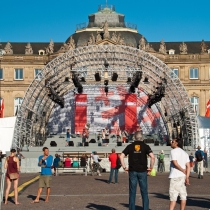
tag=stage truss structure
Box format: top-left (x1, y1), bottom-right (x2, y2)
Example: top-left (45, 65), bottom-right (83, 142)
top-left (13, 45), bottom-right (199, 148)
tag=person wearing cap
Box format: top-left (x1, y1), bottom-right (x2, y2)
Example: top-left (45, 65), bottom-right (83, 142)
top-left (120, 131), bottom-right (155, 210)
top-left (195, 146), bottom-right (205, 179)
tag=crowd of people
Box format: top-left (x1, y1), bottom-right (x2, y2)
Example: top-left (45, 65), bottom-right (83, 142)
top-left (1, 132), bottom-right (209, 210)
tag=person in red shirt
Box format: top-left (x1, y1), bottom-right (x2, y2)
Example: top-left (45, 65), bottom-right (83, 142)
top-left (108, 149), bottom-right (119, 184)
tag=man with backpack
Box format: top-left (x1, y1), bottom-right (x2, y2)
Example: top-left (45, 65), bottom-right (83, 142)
top-left (195, 146), bottom-right (204, 179)
top-left (108, 149), bottom-right (120, 184)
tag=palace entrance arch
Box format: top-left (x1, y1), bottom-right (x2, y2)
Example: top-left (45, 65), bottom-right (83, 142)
top-left (13, 45), bottom-right (198, 148)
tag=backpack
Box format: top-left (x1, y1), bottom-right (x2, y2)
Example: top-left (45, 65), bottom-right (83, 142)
top-left (116, 157), bottom-right (121, 169)
top-left (196, 151), bottom-right (203, 162)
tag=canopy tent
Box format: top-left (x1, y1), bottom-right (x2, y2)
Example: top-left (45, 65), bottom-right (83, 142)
top-left (197, 115), bottom-right (210, 153)
top-left (0, 117), bottom-right (16, 153)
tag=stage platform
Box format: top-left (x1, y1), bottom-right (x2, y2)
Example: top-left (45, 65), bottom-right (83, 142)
top-left (20, 134), bottom-right (194, 158)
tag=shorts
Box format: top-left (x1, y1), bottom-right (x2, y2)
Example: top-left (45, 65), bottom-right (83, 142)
top-left (169, 177), bottom-right (187, 201)
top-left (66, 138), bottom-right (70, 142)
top-left (122, 137), bottom-right (126, 143)
top-left (203, 161), bottom-right (208, 168)
top-left (82, 137), bottom-right (86, 143)
top-left (39, 175), bottom-right (52, 188)
top-left (190, 162), bottom-right (194, 167)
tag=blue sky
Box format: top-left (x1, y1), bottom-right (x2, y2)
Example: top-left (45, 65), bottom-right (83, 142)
top-left (0, 0), bottom-right (209, 43)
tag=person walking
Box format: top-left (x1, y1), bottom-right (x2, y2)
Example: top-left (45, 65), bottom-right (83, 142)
top-left (169, 138), bottom-right (190, 210)
top-left (120, 131), bottom-right (155, 210)
top-left (91, 151), bottom-right (102, 176)
top-left (159, 150), bottom-right (165, 173)
top-left (189, 152), bottom-right (194, 173)
top-left (108, 149), bottom-right (118, 184)
top-left (4, 148), bottom-right (20, 205)
top-left (66, 129), bottom-right (71, 146)
top-left (203, 149), bottom-right (208, 173)
top-left (31, 147), bottom-right (53, 203)
top-left (195, 146), bottom-right (204, 179)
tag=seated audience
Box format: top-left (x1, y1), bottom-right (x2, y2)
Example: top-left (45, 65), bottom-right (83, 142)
top-left (64, 155), bottom-right (71, 167)
top-left (72, 156), bottom-right (79, 168)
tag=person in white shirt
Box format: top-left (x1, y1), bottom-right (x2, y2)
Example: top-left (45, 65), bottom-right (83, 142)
top-left (169, 138), bottom-right (190, 210)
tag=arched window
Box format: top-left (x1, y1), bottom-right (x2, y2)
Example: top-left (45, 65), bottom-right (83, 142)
top-left (14, 97), bottom-right (23, 115)
top-left (190, 97), bottom-right (199, 115)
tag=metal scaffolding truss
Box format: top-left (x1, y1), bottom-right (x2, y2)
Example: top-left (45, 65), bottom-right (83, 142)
top-left (13, 45), bottom-right (199, 148)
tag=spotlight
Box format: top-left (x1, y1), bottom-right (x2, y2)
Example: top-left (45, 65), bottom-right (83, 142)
top-left (130, 85), bottom-right (135, 93)
top-left (104, 80), bottom-right (109, 86)
top-left (95, 73), bottom-right (101, 81)
top-left (127, 77), bottom-right (132, 83)
top-left (111, 73), bottom-right (118, 81)
top-left (104, 86), bottom-right (108, 96)
top-left (64, 77), bottom-right (70, 84)
top-left (143, 77), bottom-right (149, 84)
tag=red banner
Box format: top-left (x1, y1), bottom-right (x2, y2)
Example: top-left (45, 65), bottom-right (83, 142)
top-left (125, 94), bottom-right (137, 134)
top-left (205, 99), bottom-right (210, 117)
top-left (0, 99), bottom-right (4, 118)
top-left (75, 94), bottom-right (87, 134)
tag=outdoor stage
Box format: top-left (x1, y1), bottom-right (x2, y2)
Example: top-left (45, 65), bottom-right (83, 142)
top-left (1, 173), bottom-right (210, 210)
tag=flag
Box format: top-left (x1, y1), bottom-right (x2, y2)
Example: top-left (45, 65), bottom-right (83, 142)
top-left (205, 99), bottom-right (210, 117)
top-left (0, 99), bottom-right (4, 118)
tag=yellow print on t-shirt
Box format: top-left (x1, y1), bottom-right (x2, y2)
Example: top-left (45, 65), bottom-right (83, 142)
top-left (135, 145), bottom-right (140, 152)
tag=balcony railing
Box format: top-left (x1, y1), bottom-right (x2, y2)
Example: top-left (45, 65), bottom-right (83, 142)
top-left (76, 22), bottom-right (137, 31)
top-left (98, 4), bottom-right (116, 12)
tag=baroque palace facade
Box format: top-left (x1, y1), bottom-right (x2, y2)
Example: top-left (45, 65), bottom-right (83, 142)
top-left (0, 5), bottom-right (210, 118)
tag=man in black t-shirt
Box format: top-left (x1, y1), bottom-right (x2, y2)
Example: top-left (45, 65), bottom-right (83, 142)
top-left (120, 131), bottom-right (155, 210)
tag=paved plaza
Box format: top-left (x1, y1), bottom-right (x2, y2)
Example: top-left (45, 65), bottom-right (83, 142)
top-left (1, 172), bottom-right (210, 210)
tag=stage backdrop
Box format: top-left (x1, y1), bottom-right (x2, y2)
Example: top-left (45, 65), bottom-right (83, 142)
top-left (48, 86), bottom-right (167, 137)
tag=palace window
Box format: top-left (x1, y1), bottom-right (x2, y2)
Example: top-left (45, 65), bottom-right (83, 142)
top-left (14, 97), bottom-right (23, 115)
top-left (190, 68), bottom-right (199, 79)
top-left (190, 97), bottom-right (199, 115)
top-left (171, 68), bottom-right (179, 77)
top-left (15, 69), bottom-right (23, 80)
top-left (34, 69), bottom-right (42, 80)
top-left (0, 69), bottom-right (3, 80)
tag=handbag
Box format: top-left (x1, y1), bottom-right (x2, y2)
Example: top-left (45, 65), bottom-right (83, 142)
top-left (7, 157), bottom-right (19, 180)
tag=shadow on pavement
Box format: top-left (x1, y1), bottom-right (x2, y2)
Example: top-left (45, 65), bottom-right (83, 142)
top-left (120, 203), bottom-right (151, 210)
top-left (27, 195), bottom-right (45, 202)
top-left (86, 203), bottom-right (117, 210)
top-left (94, 178), bottom-right (108, 183)
top-left (150, 193), bottom-right (210, 209)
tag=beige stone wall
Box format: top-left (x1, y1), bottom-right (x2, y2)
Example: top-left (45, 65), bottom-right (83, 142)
top-left (0, 53), bottom-right (210, 117)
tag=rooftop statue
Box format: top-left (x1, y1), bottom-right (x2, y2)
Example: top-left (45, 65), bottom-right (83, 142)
top-left (159, 39), bottom-right (166, 54)
top-left (59, 36), bottom-right (76, 52)
top-left (200, 39), bottom-right (208, 53)
top-left (46, 39), bottom-right (54, 54)
top-left (96, 31), bottom-right (102, 42)
top-left (4, 41), bottom-right (13, 55)
top-left (102, 20), bottom-right (110, 39)
top-left (179, 42), bottom-right (188, 54)
top-left (139, 36), bottom-right (146, 50)
top-left (145, 43), bottom-right (155, 52)
top-left (111, 32), bottom-right (118, 42)
top-left (25, 43), bottom-right (33, 55)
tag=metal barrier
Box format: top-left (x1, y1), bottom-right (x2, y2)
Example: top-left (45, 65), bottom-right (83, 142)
top-left (0, 159), bottom-right (6, 209)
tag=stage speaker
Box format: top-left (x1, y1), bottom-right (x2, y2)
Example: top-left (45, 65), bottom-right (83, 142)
top-left (50, 141), bottom-right (57, 147)
top-left (117, 142), bottom-right (122, 146)
top-left (106, 139), bottom-right (109, 143)
top-left (89, 139), bottom-right (96, 143)
top-left (154, 141), bottom-right (159, 146)
top-left (68, 141), bottom-right (74, 147)
top-left (85, 142), bottom-right (89, 147)
top-left (71, 134), bottom-right (76, 138)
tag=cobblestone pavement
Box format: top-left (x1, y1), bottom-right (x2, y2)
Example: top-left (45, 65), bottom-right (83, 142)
top-left (1, 172), bottom-right (210, 210)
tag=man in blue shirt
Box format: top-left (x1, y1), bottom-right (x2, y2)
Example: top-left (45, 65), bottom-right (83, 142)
top-left (195, 146), bottom-right (204, 179)
top-left (31, 147), bottom-right (53, 203)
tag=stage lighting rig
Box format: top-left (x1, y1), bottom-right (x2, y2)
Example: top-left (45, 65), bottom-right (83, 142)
top-left (45, 80), bottom-right (64, 108)
top-left (147, 78), bottom-right (166, 108)
top-left (129, 71), bottom-right (142, 93)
